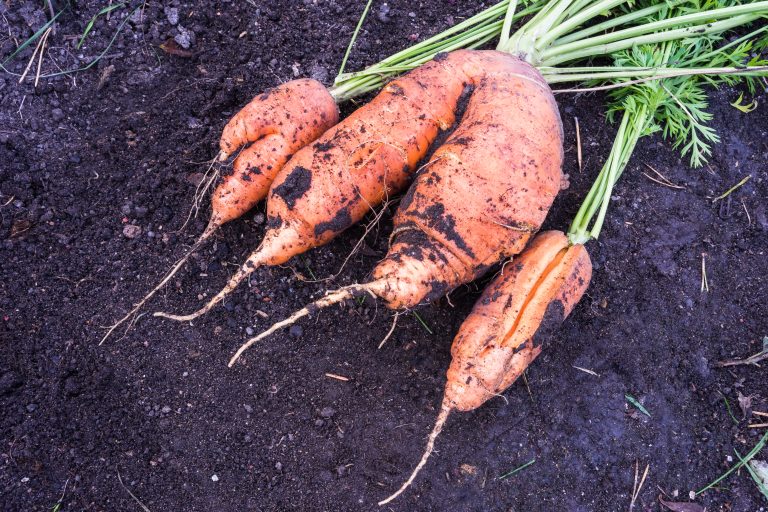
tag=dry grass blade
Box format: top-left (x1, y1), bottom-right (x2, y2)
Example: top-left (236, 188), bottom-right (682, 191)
top-left (573, 365), bottom-right (599, 376)
top-left (700, 253), bottom-right (709, 293)
top-left (325, 373), bottom-right (349, 381)
top-left (630, 461), bottom-right (650, 510)
top-left (575, 116), bottom-right (582, 171)
top-left (642, 163), bottom-right (685, 189)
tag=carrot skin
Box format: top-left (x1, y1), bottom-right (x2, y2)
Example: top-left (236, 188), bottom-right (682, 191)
top-left (372, 53), bottom-right (564, 309)
top-left (212, 79), bottom-right (339, 226)
top-left (445, 231), bottom-right (592, 412)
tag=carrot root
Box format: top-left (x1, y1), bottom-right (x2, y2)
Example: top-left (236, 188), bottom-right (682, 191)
top-left (152, 249), bottom-right (264, 322)
top-left (99, 220), bottom-right (220, 345)
top-left (378, 399), bottom-right (452, 506)
top-left (228, 283), bottom-right (378, 367)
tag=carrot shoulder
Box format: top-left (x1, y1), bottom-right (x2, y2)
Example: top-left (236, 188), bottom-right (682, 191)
top-left (212, 78), bottom-right (339, 226)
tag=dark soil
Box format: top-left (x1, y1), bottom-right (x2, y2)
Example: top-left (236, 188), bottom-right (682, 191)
top-left (2, 2), bottom-right (767, 511)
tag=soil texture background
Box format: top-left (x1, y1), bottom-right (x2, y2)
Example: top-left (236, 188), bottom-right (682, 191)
top-left (1, 1), bottom-right (767, 511)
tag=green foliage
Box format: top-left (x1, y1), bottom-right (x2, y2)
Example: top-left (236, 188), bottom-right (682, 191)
top-left (603, 7), bottom-right (768, 167)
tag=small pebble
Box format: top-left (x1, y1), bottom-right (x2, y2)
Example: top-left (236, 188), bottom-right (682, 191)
top-left (252, 213), bottom-right (265, 224)
top-left (211, 474), bottom-right (219, 482)
top-left (314, 419), bottom-right (325, 427)
top-left (123, 224), bottom-right (141, 239)
top-left (164, 6), bottom-right (179, 25)
top-left (161, 405), bottom-right (171, 414)
top-left (275, 461), bottom-right (283, 471)
top-left (319, 406), bottom-right (335, 419)
top-left (289, 325), bottom-right (303, 338)
top-left (377, 3), bottom-right (391, 22)
top-left (245, 327), bottom-right (254, 336)
top-left (26, 403), bottom-right (37, 412)
top-left (243, 404), bottom-right (253, 413)
top-left (51, 108), bottom-right (65, 121)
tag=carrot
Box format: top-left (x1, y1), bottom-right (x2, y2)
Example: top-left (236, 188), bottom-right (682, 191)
top-left (154, 50), bottom-right (535, 323)
top-left (100, 79), bottom-right (337, 344)
top-left (379, 230), bottom-right (592, 505)
top-left (229, 50), bottom-right (564, 364)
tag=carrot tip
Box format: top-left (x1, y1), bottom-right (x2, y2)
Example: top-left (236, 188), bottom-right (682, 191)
top-left (378, 402), bottom-right (452, 506)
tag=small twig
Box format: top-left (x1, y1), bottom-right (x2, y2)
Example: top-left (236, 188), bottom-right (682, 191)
top-left (700, 253), bottom-right (709, 293)
top-left (713, 175), bottom-right (751, 203)
top-left (18, 28), bottom-right (47, 83)
top-left (748, 423), bottom-right (768, 428)
top-left (574, 117), bottom-right (582, 172)
top-left (715, 350), bottom-right (768, 368)
top-left (754, 411), bottom-right (768, 418)
top-left (741, 198), bottom-right (751, 225)
top-left (324, 373), bottom-right (349, 382)
top-left (573, 365), bottom-right (600, 376)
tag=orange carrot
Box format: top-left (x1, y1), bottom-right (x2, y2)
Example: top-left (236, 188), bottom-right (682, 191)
top-left (380, 230), bottom-right (592, 504)
top-left (100, 79), bottom-right (337, 344)
top-left (230, 50), bottom-right (564, 363)
top-left (155, 50), bottom-right (534, 323)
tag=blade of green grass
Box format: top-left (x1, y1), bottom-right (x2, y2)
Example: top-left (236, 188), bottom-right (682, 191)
top-left (77, 2), bottom-right (126, 49)
top-left (411, 311), bottom-right (433, 335)
top-left (337, 0), bottom-right (374, 77)
top-left (2, 6), bottom-right (66, 65)
top-left (720, 392), bottom-right (740, 425)
top-left (696, 430), bottom-right (768, 495)
top-left (625, 394), bottom-right (651, 417)
top-left (734, 449), bottom-right (768, 501)
top-left (499, 458), bottom-right (536, 480)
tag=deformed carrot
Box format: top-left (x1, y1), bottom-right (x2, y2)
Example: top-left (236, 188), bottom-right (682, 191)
top-left (100, 79), bottom-right (337, 344)
top-left (155, 50), bottom-right (537, 323)
top-left (230, 50), bottom-right (564, 363)
top-left (379, 230), bottom-right (592, 504)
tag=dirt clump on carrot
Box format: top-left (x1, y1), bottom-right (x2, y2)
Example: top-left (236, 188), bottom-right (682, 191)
top-left (100, 79), bottom-right (337, 344)
top-left (155, 50), bottom-right (538, 323)
top-left (379, 230), bottom-right (592, 505)
top-left (231, 50), bottom-right (564, 362)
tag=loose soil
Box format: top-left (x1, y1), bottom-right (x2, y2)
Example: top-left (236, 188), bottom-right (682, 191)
top-left (1, 2), bottom-right (767, 511)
